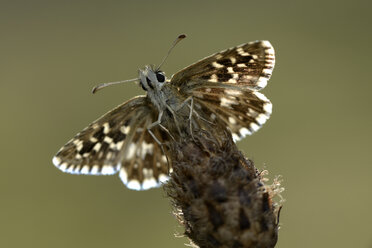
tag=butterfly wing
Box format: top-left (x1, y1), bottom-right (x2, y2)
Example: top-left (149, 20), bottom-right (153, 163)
top-left (118, 113), bottom-right (171, 190)
top-left (171, 40), bottom-right (274, 140)
top-left (171, 40), bottom-right (275, 91)
top-left (52, 96), bottom-right (171, 190)
top-left (191, 87), bottom-right (272, 141)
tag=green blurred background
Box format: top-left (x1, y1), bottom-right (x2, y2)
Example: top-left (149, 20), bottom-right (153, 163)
top-left (1, 0), bottom-right (371, 247)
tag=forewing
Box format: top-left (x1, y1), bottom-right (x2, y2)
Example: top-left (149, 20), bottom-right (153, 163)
top-left (192, 87), bottom-right (272, 141)
top-left (52, 96), bottom-right (171, 190)
top-left (171, 40), bottom-right (275, 91)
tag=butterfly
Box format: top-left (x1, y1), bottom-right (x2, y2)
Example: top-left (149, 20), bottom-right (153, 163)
top-left (52, 35), bottom-right (275, 190)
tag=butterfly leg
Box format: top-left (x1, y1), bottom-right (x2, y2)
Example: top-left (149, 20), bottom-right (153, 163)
top-left (165, 106), bottom-right (182, 137)
top-left (147, 111), bottom-right (171, 172)
top-left (177, 96), bottom-right (211, 140)
top-left (159, 123), bottom-right (176, 141)
top-left (193, 109), bottom-right (215, 125)
top-left (147, 111), bottom-right (175, 141)
top-left (179, 96), bottom-right (215, 125)
top-left (180, 96), bottom-right (195, 140)
top-left (147, 111), bottom-right (169, 145)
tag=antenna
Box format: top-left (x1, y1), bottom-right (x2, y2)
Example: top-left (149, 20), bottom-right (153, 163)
top-left (92, 34), bottom-right (186, 94)
top-left (156, 34), bottom-right (186, 71)
top-left (92, 78), bottom-right (138, 94)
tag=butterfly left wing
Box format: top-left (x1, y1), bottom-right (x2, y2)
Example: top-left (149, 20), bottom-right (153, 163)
top-left (118, 114), bottom-right (171, 190)
top-left (53, 96), bottom-right (171, 190)
top-left (171, 40), bottom-right (275, 91)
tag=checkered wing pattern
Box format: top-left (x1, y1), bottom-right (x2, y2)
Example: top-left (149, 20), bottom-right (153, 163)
top-left (172, 40), bottom-right (275, 139)
top-left (172, 40), bottom-right (275, 91)
top-left (192, 87), bottom-right (272, 141)
top-left (52, 96), bottom-right (171, 190)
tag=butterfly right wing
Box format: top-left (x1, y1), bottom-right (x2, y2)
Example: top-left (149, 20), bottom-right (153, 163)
top-left (170, 40), bottom-right (275, 141)
top-left (171, 40), bottom-right (275, 91)
top-left (53, 96), bottom-right (171, 190)
top-left (191, 87), bottom-right (272, 142)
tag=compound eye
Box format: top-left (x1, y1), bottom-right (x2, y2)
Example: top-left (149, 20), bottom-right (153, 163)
top-left (146, 77), bottom-right (151, 84)
top-left (156, 72), bottom-right (165, 83)
top-left (139, 80), bottom-right (147, 91)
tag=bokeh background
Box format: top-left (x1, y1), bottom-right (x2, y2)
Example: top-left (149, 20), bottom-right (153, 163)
top-left (1, 0), bottom-right (371, 247)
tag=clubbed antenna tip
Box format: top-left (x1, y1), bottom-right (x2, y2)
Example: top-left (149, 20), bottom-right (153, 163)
top-left (156, 34), bottom-right (187, 71)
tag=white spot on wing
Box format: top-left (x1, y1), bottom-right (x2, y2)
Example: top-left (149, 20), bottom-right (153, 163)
top-left (220, 97), bottom-right (236, 108)
top-left (239, 127), bottom-right (252, 137)
top-left (76, 141), bottom-right (83, 152)
top-left (143, 168), bottom-right (152, 178)
top-left (225, 89), bottom-right (241, 96)
top-left (93, 142), bottom-right (101, 152)
top-left (103, 123), bottom-right (110, 134)
top-left (73, 165), bottom-right (81, 174)
top-left (247, 108), bottom-right (258, 117)
top-left (52, 156), bottom-right (61, 167)
top-left (256, 78), bottom-right (268, 89)
top-left (59, 162), bottom-right (68, 171)
top-left (127, 180), bottom-right (142, 191)
top-left (103, 136), bottom-right (113, 143)
top-left (101, 165), bottom-right (116, 175)
top-left (125, 143), bottom-right (136, 159)
top-left (250, 123), bottom-right (260, 132)
top-left (232, 133), bottom-right (240, 142)
top-left (263, 102), bottom-right (272, 114)
top-left (140, 142), bottom-right (154, 159)
top-left (256, 113), bottom-right (268, 125)
top-left (110, 140), bottom-right (124, 150)
top-left (119, 169), bottom-right (128, 184)
top-left (253, 92), bottom-right (269, 102)
top-left (158, 174), bottom-right (169, 183)
top-left (91, 165), bottom-right (100, 175)
top-left (261, 40), bottom-right (274, 55)
top-left (81, 165), bottom-right (90, 174)
top-left (212, 62), bottom-right (224, 68)
top-left (228, 117), bottom-right (237, 125)
top-left (209, 74), bottom-right (218, 83)
top-left (262, 68), bottom-right (273, 75)
top-left (142, 178), bottom-right (159, 190)
top-left (120, 126), bottom-right (131, 134)
top-left (66, 165), bottom-right (75, 174)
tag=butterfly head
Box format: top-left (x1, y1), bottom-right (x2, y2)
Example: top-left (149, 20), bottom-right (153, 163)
top-left (138, 65), bottom-right (167, 92)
